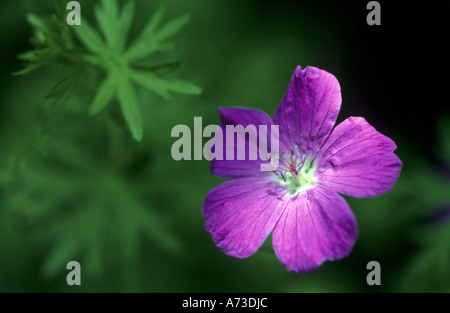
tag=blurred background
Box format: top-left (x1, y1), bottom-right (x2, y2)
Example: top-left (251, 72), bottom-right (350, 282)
top-left (0, 0), bottom-right (449, 292)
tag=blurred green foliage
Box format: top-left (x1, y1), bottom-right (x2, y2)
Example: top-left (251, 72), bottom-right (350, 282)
top-left (16, 0), bottom-right (201, 141)
top-left (0, 0), bottom-right (448, 292)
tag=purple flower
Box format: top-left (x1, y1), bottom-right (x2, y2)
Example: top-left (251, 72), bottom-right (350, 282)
top-left (202, 66), bottom-right (402, 273)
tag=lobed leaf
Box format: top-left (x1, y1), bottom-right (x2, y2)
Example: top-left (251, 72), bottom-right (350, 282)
top-left (117, 78), bottom-right (143, 141)
top-left (156, 14), bottom-right (190, 41)
top-left (164, 77), bottom-right (202, 95)
top-left (45, 72), bottom-right (78, 99)
top-left (130, 70), bottom-right (172, 100)
top-left (125, 7), bottom-right (173, 61)
top-left (95, 0), bottom-right (120, 50)
top-left (89, 71), bottom-right (118, 115)
top-left (130, 69), bottom-right (201, 99)
top-left (73, 18), bottom-right (105, 54)
top-left (27, 13), bottom-right (48, 35)
top-left (129, 60), bottom-right (181, 76)
top-left (118, 1), bottom-right (135, 52)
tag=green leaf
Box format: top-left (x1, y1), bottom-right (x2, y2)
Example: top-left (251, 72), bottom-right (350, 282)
top-left (156, 14), bottom-right (190, 41)
top-left (73, 18), bottom-right (105, 53)
top-left (118, 1), bottom-right (135, 52)
top-left (117, 79), bottom-right (143, 141)
top-left (164, 77), bottom-right (202, 95)
top-left (42, 238), bottom-right (78, 278)
top-left (13, 47), bottom-right (55, 75)
top-left (89, 72), bottom-right (118, 115)
top-left (15, 1), bottom-right (202, 143)
top-left (129, 60), bottom-right (181, 76)
top-left (130, 69), bottom-right (201, 99)
top-left (16, 50), bottom-right (38, 61)
top-left (100, 0), bottom-right (120, 23)
top-left (45, 72), bottom-right (80, 99)
top-left (125, 7), bottom-right (167, 60)
top-left (130, 70), bottom-right (172, 100)
top-left (95, 0), bottom-right (120, 50)
top-left (135, 6), bottom-right (165, 41)
top-left (27, 13), bottom-right (46, 30)
top-left (13, 61), bottom-right (42, 75)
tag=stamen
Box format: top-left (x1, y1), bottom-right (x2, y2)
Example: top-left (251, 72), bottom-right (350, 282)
top-left (282, 153), bottom-right (290, 165)
top-left (295, 145), bottom-right (301, 158)
top-left (280, 171), bottom-right (286, 183)
top-left (289, 163), bottom-right (296, 172)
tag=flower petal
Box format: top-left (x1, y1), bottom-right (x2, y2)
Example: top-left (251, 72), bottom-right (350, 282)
top-left (317, 117), bottom-right (402, 197)
top-left (202, 177), bottom-right (288, 258)
top-left (272, 186), bottom-right (358, 273)
top-left (273, 66), bottom-right (341, 155)
top-left (211, 107), bottom-right (276, 179)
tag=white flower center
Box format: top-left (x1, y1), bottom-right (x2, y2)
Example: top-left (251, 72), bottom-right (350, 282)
top-left (271, 146), bottom-right (318, 195)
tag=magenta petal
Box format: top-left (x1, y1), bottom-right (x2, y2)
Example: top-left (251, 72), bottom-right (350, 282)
top-left (219, 106), bottom-right (274, 126)
top-left (202, 177), bottom-right (288, 258)
top-left (317, 117), bottom-right (402, 197)
top-left (211, 107), bottom-right (275, 179)
top-left (272, 186), bottom-right (358, 273)
top-left (273, 66), bottom-right (341, 155)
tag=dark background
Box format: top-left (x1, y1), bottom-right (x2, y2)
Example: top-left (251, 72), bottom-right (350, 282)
top-left (0, 0), bottom-right (448, 292)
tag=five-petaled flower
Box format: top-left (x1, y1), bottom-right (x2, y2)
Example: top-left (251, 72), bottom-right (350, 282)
top-left (202, 66), bottom-right (402, 273)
